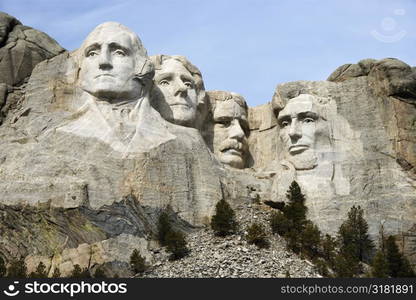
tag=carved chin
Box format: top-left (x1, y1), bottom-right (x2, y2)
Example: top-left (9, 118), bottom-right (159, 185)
top-left (81, 82), bottom-right (140, 101)
top-left (169, 106), bottom-right (196, 126)
top-left (286, 151), bottom-right (317, 170)
top-left (219, 152), bottom-right (245, 169)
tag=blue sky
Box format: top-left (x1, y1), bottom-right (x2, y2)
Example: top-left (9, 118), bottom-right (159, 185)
top-left (1, 0), bottom-right (415, 106)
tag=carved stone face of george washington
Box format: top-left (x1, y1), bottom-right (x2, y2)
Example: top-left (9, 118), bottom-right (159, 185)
top-left (78, 22), bottom-right (146, 102)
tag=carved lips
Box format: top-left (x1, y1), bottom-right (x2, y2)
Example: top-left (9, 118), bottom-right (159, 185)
top-left (169, 100), bottom-right (190, 108)
top-left (288, 144), bottom-right (309, 154)
top-left (220, 141), bottom-right (244, 157)
top-left (95, 73), bottom-right (114, 78)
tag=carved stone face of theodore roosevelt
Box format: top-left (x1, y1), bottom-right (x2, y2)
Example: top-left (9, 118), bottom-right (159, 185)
top-left (209, 91), bottom-right (249, 169)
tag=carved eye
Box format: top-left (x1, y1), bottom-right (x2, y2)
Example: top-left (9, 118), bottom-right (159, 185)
top-left (86, 50), bottom-right (99, 57)
top-left (280, 121), bottom-right (290, 128)
top-left (216, 120), bottom-right (231, 127)
top-left (114, 49), bottom-right (126, 56)
top-left (303, 118), bottom-right (315, 123)
top-left (159, 80), bottom-right (169, 86)
top-left (184, 81), bottom-right (193, 88)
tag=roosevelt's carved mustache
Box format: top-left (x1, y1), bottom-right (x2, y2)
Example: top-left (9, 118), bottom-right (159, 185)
top-left (219, 140), bottom-right (245, 153)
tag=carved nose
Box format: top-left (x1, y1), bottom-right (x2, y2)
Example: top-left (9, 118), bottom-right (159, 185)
top-left (98, 51), bottom-right (112, 70)
top-left (288, 120), bottom-right (302, 139)
top-left (229, 120), bottom-right (245, 140)
top-left (174, 80), bottom-right (188, 96)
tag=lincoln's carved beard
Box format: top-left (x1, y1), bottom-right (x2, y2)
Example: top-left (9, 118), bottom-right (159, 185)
top-left (283, 126), bottom-right (333, 171)
top-left (285, 148), bottom-right (318, 170)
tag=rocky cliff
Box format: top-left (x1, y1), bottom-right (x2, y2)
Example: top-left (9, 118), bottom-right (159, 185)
top-left (0, 12), bottom-right (414, 276)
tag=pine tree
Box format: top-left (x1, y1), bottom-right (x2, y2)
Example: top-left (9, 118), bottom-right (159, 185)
top-left (385, 235), bottom-right (403, 277)
top-left (165, 230), bottom-right (189, 260)
top-left (338, 205), bottom-right (374, 263)
top-left (70, 264), bottom-right (91, 278)
top-left (333, 252), bottom-right (360, 277)
top-left (158, 211), bottom-right (172, 246)
top-left (286, 229), bottom-right (301, 253)
top-left (397, 257), bottom-right (415, 277)
top-left (210, 199), bottom-right (238, 236)
top-left (270, 211), bottom-right (290, 236)
top-left (370, 250), bottom-right (389, 278)
top-left (282, 181), bottom-right (308, 233)
top-left (157, 209), bottom-right (189, 260)
top-left (130, 249), bottom-right (147, 274)
top-left (7, 258), bottom-right (27, 278)
top-left (321, 234), bottom-right (338, 267)
top-left (246, 223), bottom-right (269, 248)
top-left (0, 257), bottom-right (6, 277)
top-left (81, 268), bottom-right (91, 278)
top-left (52, 268), bottom-right (61, 278)
top-left (70, 264), bottom-right (83, 278)
top-left (29, 262), bottom-right (48, 278)
top-left (93, 266), bottom-right (107, 278)
top-left (385, 236), bottom-right (415, 277)
top-left (300, 221), bottom-right (321, 258)
top-left (313, 257), bottom-right (330, 277)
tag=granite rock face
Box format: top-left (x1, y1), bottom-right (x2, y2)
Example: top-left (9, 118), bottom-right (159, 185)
top-left (248, 59), bottom-right (416, 253)
top-left (0, 12), bottom-right (64, 86)
top-left (0, 20), bottom-right (224, 275)
top-left (0, 12), bottom-right (64, 124)
top-left (0, 15), bottom-right (415, 275)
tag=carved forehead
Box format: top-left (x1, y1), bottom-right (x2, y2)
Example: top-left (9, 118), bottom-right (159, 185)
top-left (80, 22), bottom-right (146, 56)
top-left (207, 91), bottom-right (248, 112)
top-left (278, 94), bottom-right (320, 118)
top-left (213, 99), bottom-right (247, 119)
top-left (150, 55), bottom-right (205, 91)
top-left (154, 58), bottom-right (192, 76)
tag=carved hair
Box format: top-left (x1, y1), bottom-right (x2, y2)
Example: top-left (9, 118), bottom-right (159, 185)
top-left (150, 55), bottom-right (207, 111)
top-left (206, 90), bottom-right (248, 113)
top-left (150, 55), bottom-right (205, 93)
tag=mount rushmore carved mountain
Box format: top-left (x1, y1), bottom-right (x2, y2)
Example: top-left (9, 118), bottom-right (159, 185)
top-left (0, 12), bottom-right (414, 277)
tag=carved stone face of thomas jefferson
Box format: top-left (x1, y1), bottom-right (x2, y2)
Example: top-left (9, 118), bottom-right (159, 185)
top-left (211, 92), bottom-right (249, 169)
top-left (151, 55), bottom-right (205, 128)
top-left (78, 23), bottom-right (144, 101)
top-left (277, 94), bottom-right (328, 170)
top-left (154, 59), bottom-right (198, 126)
